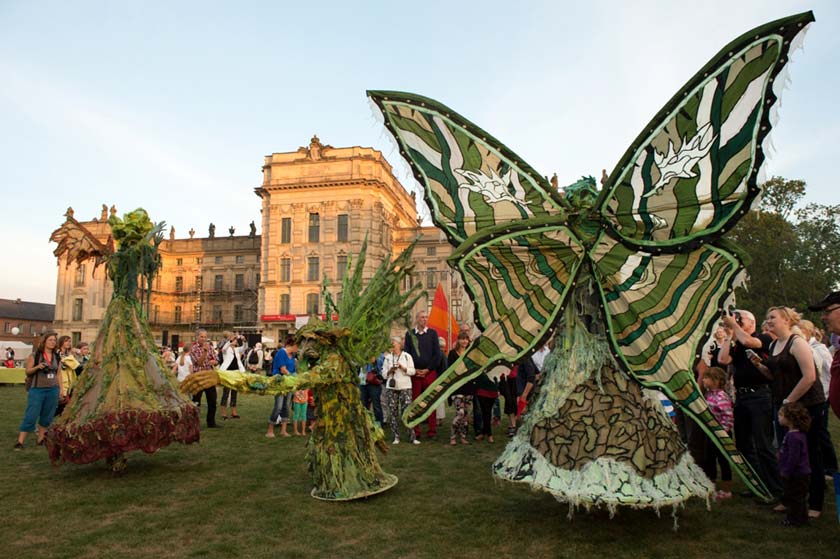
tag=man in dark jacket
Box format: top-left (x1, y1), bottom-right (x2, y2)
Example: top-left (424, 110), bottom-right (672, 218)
top-left (404, 310), bottom-right (443, 439)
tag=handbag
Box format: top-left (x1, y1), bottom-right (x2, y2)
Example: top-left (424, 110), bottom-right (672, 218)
top-left (387, 378), bottom-right (396, 389)
top-left (365, 370), bottom-right (382, 385)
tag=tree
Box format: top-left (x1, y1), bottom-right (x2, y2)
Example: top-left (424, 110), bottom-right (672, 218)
top-left (729, 177), bottom-right (840, 324)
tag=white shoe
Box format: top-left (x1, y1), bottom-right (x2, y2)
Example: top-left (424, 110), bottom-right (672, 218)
top-left (392, 438), bottom-right (400, 445)
top-left (412, 439), bottom-right (421, 445)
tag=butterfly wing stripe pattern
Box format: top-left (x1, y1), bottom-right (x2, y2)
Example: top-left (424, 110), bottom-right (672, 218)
top-left (600, 11), bottom-right (814, 250)
top-left (404, 227), bottom-right (584, 426)
top-left (591, 234), bottom-right (770, 497)
top-left (368, 91), bottom-right (568, 243)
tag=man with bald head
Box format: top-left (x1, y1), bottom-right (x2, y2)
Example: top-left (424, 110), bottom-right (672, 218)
top-left (191, 329), bottom-right (220, 428)
top-left (718, 309), bottom-right (782, 499)
top-left (404, 309), bottom-right (443, 439)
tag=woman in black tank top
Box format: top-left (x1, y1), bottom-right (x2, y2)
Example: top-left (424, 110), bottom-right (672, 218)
top-left (765, 306), bottom-right (827, 518)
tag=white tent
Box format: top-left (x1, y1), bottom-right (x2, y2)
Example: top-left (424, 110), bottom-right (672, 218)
top-left (1, 340), bottom-right (33, 362)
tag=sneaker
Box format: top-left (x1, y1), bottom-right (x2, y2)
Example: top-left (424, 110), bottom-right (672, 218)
top-left (412, 439), bottom-right (421, 445)
top-left (392, 438), bottom-right (400, 445)
top-left (13, 442), bottom-right (23, 451)
top-left (507, 426), bottom-right (516, 437)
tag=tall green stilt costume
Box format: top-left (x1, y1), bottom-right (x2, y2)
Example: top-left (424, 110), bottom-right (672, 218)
top-left (183, 240), bottom-right (421, 500)
top-left (367, 11), bottom-right (814, 511)
top-left (46, 209), bottom-right (200, 470)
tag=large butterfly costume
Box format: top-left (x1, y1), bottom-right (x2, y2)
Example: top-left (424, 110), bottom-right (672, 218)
top-left (368, 11), bottom-right (813, 506)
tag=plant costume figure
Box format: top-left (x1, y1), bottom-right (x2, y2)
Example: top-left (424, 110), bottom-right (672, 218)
top-left (46, 209), bottom-right (200, 471)
top-left (368, 11), bottom-right (813, 511)
top-left (182, 241), bottom-right (421, 500)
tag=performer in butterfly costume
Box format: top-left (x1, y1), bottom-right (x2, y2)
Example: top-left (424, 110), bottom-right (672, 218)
top-left (46, 209), bottom-right (200, 471)
top-left (368, 11), bottom-right (814, 510)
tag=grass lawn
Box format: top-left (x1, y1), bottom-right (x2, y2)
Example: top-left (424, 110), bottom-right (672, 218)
top-left (3, 385), bottom-right (839, 559)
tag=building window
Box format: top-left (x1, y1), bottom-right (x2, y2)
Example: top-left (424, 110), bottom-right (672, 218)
top-left (174, 306), bottom-right (182, 323)
top-left (215, 256), bottom-right (223, 264)
top-left (337, 214), bottom-right (349, 242)
top-left (425, 269), bottom-right (437, 290)
top-left (153, 305), bottom-right (159, 323)
top-left (234, 305), bottom-right (243, 322)
top-left (214, 275), bottom-right (223, 291)
top-left (279, 294), bottom-right (290, 315)
top-left (306, 293), bottom-right (319, 315)
top-left (213, 305), bottom-right (222, 322)
top-left (195, 276), bottom-right (203, 291)
top-left (280, 258), bottom-right (291, 282)
top-left (74, 264), bottom-right (86, 287)
top-left (336, 255), bottom-right (348, 281)
top-left (194, 304), bottom-right (201, 323)
top-left (281, 217), bottom-right (292, 244)
top-left (71, 332), bottom-right (81, 346)
top-left (72, 298), bottom-right (84, 321)
top-left (3, 322), bottom-right (8, 333)
top-left (426, 246), bottom-right (436, 256)
top-left (307, 257), bottom-right (320, 281)
top-left (155, 276), bottom-right (161, 290)
top-left (235, 274), bottom-right (245, 290)
top-left (175, 276), bottom-right (183, 292)
top-left (308, 213), bottom-right (320, 243)
top-left (176, 258), bottom-right (183, 266)
top-left (196, 257), bottom-right (202, 265)
top-left (255, 272), bottom-right (260, 285)
top-left (236, 255), bottom-right (245, 264)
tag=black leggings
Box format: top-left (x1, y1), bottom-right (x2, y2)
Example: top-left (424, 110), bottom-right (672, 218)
top-left (702, 435), bottom-right (732, 482)
top-left (477, 395), bottom-right (496, 436)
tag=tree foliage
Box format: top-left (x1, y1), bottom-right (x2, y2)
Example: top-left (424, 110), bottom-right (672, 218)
top-left (729, 176), bottom-right (840, 323)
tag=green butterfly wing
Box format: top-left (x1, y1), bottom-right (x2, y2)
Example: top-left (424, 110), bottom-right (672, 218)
top-left (405, 226), bottom-right (584, 424)
top-left (368, 91), bottom-right (569, 242)
top-left (599, 11), bottom-right (813, 250)
top-left (590, 234), bottom-right (769, 497)
top-left (367, 91), bottom-right (584, 426)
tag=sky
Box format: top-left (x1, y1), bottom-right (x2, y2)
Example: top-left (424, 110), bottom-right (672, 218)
top-left (1, 0), bottom-right (837, 303)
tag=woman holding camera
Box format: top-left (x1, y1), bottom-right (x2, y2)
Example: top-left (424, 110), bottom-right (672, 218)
top-left (219, 332), bottom-right (245, 420)
top-left (14, 331), bottom-right (62, 449)
top-left (382, 336), bottom-right (417, 445)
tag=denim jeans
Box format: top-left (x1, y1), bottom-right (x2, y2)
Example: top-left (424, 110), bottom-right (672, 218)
top-left (819, 401), bottom-right (838, 474)
top-left (733, 387), bottom-right (783, 498)
top-left (19, 386), bottom-right (59, 432)
top-left (268, 393), bottom-right (292, 424)
top-left (359, 383), bottom-right (383, 425)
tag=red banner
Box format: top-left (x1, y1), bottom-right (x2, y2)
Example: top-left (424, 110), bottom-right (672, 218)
top-left (260, 314), bottom-right (295, 322)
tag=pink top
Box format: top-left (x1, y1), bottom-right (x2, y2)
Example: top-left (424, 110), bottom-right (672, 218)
top-left (705, 388), bottom-right (734, 433)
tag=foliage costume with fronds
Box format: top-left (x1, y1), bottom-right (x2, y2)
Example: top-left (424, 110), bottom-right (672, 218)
top-left (367, 11), bottom-right (814, 514)
top-left (46, 209), bottom-right (200, 469)
top-left (183, 240), bottom-right (422, 500)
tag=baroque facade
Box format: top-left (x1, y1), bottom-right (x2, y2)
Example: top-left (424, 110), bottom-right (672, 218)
top-left (53, 137), bottom-right (468, 347)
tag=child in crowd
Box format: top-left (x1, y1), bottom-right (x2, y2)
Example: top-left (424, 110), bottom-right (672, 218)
top-left (777, 402), bottom-right (811, 527)
top-left (702, 367), bottom-right (734, 501)
top-left (173, 344), bottom-right (193, 382)
top-left (306, 390), bottom-right (317, 432)
top-left (293, 389), bottom-right (309, 436)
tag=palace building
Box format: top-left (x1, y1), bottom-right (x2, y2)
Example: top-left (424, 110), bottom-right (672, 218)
top-left (52, 136), bottom-right (468, 347)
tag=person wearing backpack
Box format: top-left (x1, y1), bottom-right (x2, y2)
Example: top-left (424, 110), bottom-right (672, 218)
top-left (15, 331), bottom-right (62, 450)
top-left (246, 342), bottom-right (264, 374)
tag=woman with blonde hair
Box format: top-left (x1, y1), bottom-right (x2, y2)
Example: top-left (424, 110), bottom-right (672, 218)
top-left (14, 331), bottom-right (62, 449)
top-left (764, 306), bottom-right (827, 519)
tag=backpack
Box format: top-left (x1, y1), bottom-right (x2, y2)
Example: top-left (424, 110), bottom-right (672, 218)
top-left (248, 349), bottom-right (260, 365)
top-left (26, 351), bottom-right (43, 391)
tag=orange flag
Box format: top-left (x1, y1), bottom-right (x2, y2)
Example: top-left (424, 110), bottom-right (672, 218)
top-left (427, 282), bottom-right (459, 352)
